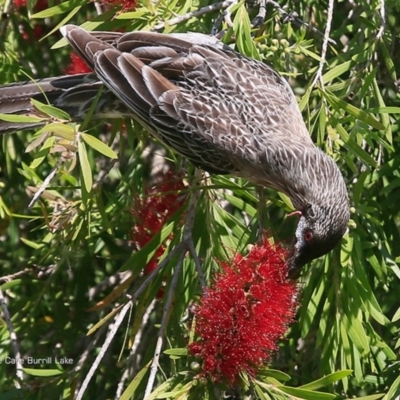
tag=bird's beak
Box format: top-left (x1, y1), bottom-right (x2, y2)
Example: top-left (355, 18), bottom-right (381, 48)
top-left (286, 236), bottom-right (305, 280)
top-left (287, 249), bottom-right (301, 279)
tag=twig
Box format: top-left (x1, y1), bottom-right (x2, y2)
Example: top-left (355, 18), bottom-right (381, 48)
top-left (0, 287), bottom-right (23, 386)
top-left (144, 170), bottom-right (202, 398)
top-left (92, 158), bottom-right (118, 190)
top-left (0, 268), bottom-right (33, 283)
top-left (152, 0), bottom-right (236, 32)
top-left (74, 241), bottom-right (185, 400)
top-left (130, 241), bottom-right (187, 302)
top-left (28, 157), bottom-right (63, 209)
top-left (251, 0), bottom-right (267, 28)
top-left (223, 1), bottom-right (236, 28)
top-left (188, 239), bottom-right (206, 290)
top-left (376, 0), bottom-right (386, 40)
top-left (0, 1), bottom-right (13, 40)
top-left (185, 169), bottom-right (207, 290)
top-left (75, 302), bottom-right (132, 400)
top-left (144, 250), bottom-right (186, 399)
top-left (115, 299), bottom-right (156, 399)
top-left (93, 1), bottom-right (104, 15)
top-left (311, 0), bottom-right (335, 89)
top-left (130, 300), bottom-right (156, 358)
top-left (266, 0), bottom-right (336, 45)
top-left (87, 271), bottom-right (132, 301)
top-left (211, 10), bottom-right (226, 36)
top-left (73, 325), bottom-right (108, 376)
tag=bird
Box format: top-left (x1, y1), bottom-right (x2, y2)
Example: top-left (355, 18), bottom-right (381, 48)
top-left (0, 25), bottom-right (350, 278)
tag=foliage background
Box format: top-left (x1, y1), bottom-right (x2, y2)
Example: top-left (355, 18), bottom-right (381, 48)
top-left (0, 0), bottom-right (399, 398)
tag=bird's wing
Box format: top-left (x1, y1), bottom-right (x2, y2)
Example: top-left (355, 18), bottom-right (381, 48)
top-left (61, 25), bottom-right (312, 175)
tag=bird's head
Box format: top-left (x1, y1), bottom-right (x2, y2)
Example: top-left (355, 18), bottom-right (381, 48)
top-left (287, 203), bottom-right (349, 279)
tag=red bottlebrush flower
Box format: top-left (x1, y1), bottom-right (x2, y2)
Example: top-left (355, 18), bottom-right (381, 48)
top-left (21, 25), bottom-right (44, 41)
top-left (101, 0), bottom-right (137, 12)
top-left (14, 0), bottom-right (47, 11)
top-left (188, 238), bottom-right (298, 384)
top-left (34, 0), bottom-right (48, 11)
top-left (130, 172), bottom-right (186, 276)
top-left (14, 0), bottom-right (27, 7)
top-left (64, 53), bottom-right (93, 75)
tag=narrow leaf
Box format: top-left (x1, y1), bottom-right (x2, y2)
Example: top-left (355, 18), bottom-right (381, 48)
top-left (78, 139), bottom-right (93, 193)
top-left (81, 133), bottom-right (118, 159)
top-left (23, 368), bottom-right (63, 377)
top-left (0, 113), bottom-right (45, 123)
top-left (299, 370), bottom-right (353, 390)
top-left (322, 90), bottom-right (385, 130)
top-left (279, 386), bottom-right (336, 400)
top-left (119, 361), bottom-right (151, 400)
top-left (31, 99), bottom-right (70, 120)
top-left (322, 61), bottom-right (353, 84)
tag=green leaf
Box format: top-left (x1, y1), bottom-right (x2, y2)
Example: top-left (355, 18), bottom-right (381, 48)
top-left (278, 386), bottom-right (336, 400)
top-left (222, 193), bottom-right (257, 217)
top-left (253, 384), bottom-right (271, 400)
top-left (164, 348), bottom-right (188, 356)
top-left (0, 113), bottom-right (45, 123)
top-left (322, 90), bottom-right (385, 130)
top-left (368, 107), bottom-right (400, 114)
top-left (335, 123), bottom-right (378, 167)
top-left (342, 314), bottom-right (369, 356)
top-left (20, 238), bottom-right (44, 249)
top-left (23, 368), bottom-right (63, 377)
top-left (43, 123), bottom-right (76, 141)
top-left (233, 3), bottom-right (261, 60)
top-left (299, 370), bottom-right (353, 390)
top-left (78, 138), bottom-right (93, 193)
top-left (119, 361), bottom-right (151, 400)
top-left (30, 99), bottom-right (70, 120)
top-left (81, 133), bottom-right (118, 159)
top-left (258, 368), bottom-right (291, 382)
top-left (29, 135), bottom-right (55, 169)
top-left (322, 61), bottom-right (354, 84)
top-left (116, 10), bottom-right (150, 19)
top-left (383, 374), bottom-right (400, 400)
top-left (379, 40), bottom-right (397, 82)
top-left (392, 306), bottom-right (400, 322)
top-left (120, 205), bottom-right (185, 272)
top-left (39, 6), bottom-right (82, 42)
top-left (145, 375), bottom-right (185, 400)
top-left (156, 382), bottom-right (194, 399)
top-left (31, 0), bottom-right (80, 18)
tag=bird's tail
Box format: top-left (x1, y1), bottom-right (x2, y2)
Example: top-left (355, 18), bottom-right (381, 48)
top-left (0, 74), bottom-right (128, 134)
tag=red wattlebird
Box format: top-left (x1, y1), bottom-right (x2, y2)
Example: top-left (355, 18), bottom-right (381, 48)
top-left (0, 25), bottom-right (350, 278)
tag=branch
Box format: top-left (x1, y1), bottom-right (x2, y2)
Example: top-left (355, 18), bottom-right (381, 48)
top-left (0, 2), bottom-right (13, 40)
top-left (266, 0), bottom-right (336, 45)
top-left (144, 169), bottom-right (202, 397)
top-left (115, 299), bottom-right (156, 399)
top-left (152, 0), bottom-right (236, 32)
top-left (74, 240), bottom-right (185, 399)
top-left (28, 157), bottom-right (63, 209)
top-left (144, 250), bottom-right (186, 398)
top-left (0, 268), bottom-right (33, 283)
top-left (376, 0), bottom-right (386, 40)
top-left (75, 301), bottom-right (132, 400)
top-left (0, 287), bottom-right (24, 386)
top-left (251, 0), bottom-right (267, 28)
top-left (311, 0), bottom-right (335, 88)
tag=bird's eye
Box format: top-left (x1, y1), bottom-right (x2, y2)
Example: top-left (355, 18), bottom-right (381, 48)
top-left (304, 230), bottom-right (313, 242)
